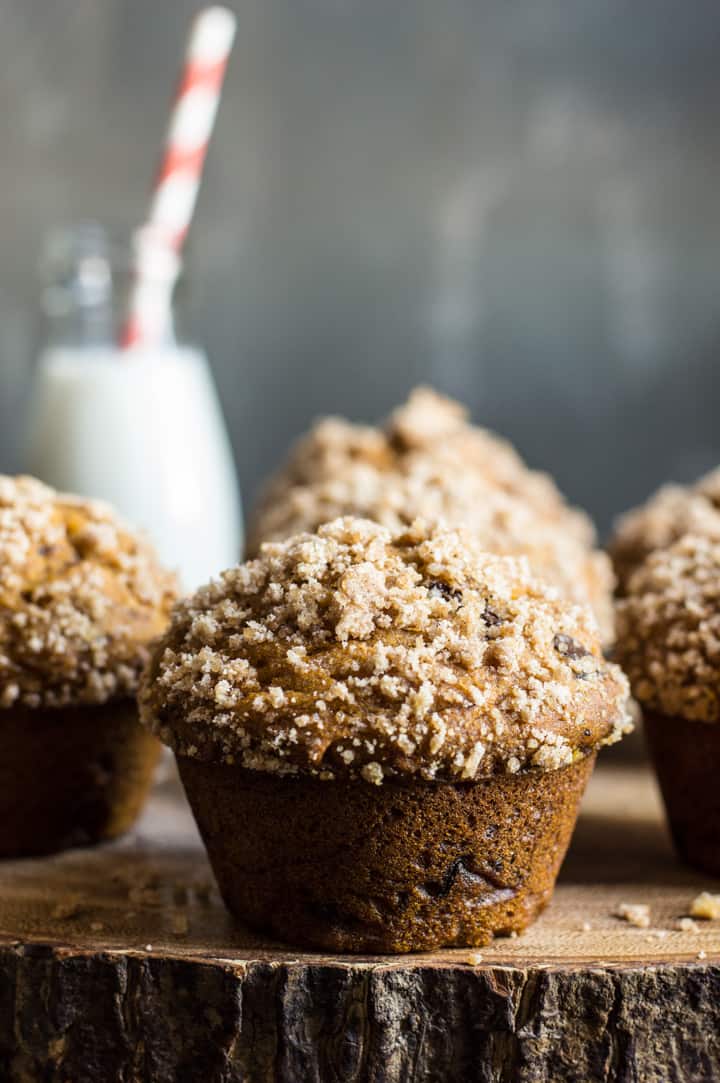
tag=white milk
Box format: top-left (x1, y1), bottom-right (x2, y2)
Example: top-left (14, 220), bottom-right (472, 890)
top-left (25, 346), bottom-right (243, 591)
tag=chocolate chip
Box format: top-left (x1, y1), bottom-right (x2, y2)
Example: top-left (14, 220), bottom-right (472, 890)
top-left (428, 580), bottom-right (463, 603)
top-left (38, 544), bottom-right (55, 556)
top-left (553, 633), bottom-right (590, 660)
top-left (482, 603), bottom-right (502, 627)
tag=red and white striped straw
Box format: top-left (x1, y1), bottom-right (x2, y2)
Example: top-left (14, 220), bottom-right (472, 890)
top-left (121, 6), bottom-right (237, 350)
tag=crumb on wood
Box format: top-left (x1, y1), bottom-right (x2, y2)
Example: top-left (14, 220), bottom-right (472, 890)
top-left (466, 952), bottom-right (483, 965)
top-left (615, 902), bottom-right (650, 928)
top-left (690, 892), bottom-right (720, 920)
top-left (675, 917), bottom-right (699, 933)
top-left (698, 950), bottom-right (707, 960)
top-left (90, 922), bottom-right (104, 932)
top-left (580, 921), bottom-right (592, 932)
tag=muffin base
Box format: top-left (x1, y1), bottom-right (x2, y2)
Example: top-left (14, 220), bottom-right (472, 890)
top-left (177, 753), bottom-right (595, 953)
top-left (644, 709), bottom-right (720, 875)
top-left (0, 700), bottom-right (161, 858)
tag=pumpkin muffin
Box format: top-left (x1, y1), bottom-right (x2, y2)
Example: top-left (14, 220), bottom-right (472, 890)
top-left (610, 468), bottom-right (720, 592)
top-left (0, 475), bottom-right (177, 856)
top-left (616, 533), bottom-right (720, 874)
top-left (141, 517), bottom-right (630, 953)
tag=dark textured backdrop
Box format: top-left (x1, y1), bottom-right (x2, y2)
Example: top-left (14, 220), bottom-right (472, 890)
top-left (1, 0), bottom-right (719, 534)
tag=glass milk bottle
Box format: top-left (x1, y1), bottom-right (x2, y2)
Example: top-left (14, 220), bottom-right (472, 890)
top-left (25, 223), bottom-right (243, 591)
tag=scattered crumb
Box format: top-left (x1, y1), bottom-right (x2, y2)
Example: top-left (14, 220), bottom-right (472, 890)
top-left (676, 917), bottom-right (699, 933)
top-left (691, 892), bottom-right (720, 920)
top-left (90, 922), bottom-right (104, 933)
top-left (645, 930), bottom-right (669, 941)
top-left (172, 912), bottom-right (189, 937)
top-left (466, 952), bottom-right (483, 965)
top-left (508, 930), bottom-right (519, 939)
top-left (145, 944), bottom-right (153, 952)
top-left (615, 903), bottom-right (650, 928)
top-left (580, 921), bottom-right (592, 932)
top-left (698, 950), bottom-right (707, 960)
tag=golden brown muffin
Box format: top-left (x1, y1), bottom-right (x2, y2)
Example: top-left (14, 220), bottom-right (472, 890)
top-left (0, 475), bottom-right (177, 856)
top-left (249, 388), bottom-right (613, 640)
top-left (142, 517), bottom-right (630, 952)
top-left (610, 469), bottom-right (720, 592)
top-left (616, 534), bottom-right (720, 874)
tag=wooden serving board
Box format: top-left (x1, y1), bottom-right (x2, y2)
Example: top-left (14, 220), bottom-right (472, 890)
top-left (1, 755), bottom-right (719, 1082)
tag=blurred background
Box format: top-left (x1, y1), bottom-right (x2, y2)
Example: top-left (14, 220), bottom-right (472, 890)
top-left (1, 0), bottom-right (719, 535)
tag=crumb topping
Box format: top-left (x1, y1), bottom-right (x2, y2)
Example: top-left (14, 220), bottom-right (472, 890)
top-left (253, 387), bottom-right (596, 546)
top-left (249, 388), bottom-right (612, 636)
top-left (616, 534), bottom-right (720, 722)
top-left (141, 517), bottom-right (630, 781)
top-left (611, 483), bottom-right (720, 590)
top-left (0, 475), bottom-right (177, 709)
top-left (249, 459), bottom-right (613, 637)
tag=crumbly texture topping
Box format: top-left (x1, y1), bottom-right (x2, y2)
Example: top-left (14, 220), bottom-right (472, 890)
top-left (141, 517), bottom-right (630, 782)
top-left (249, 387), bottom-right (612, 637)
top-left (253, 387), bottom-right (596, 547)
top-left (611, 483), bottom-right (720, 590)
top-left (0, 475), bottom-right (177, 709)
top-left (615, 534), bottom-right (720, 722)
top-left (250, 457), bottom-right (613, 639)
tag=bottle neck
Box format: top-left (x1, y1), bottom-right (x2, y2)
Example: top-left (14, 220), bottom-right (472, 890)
top-left (40, 224), bottom-right (183, 351)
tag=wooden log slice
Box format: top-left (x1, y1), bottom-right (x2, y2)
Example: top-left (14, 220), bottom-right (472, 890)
top-left (1, 758), bottom-right (719, 1082)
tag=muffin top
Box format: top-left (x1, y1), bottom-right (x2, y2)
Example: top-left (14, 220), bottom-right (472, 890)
top-left (249, 455), bottom-right (614, 640)
top-left (0, 475), bottom-right (177, 709)
top-left (253, 387), bottom-right (596, 549)
top-left (611, 470), bottom-right (720, 590)
top-left (141, 517), bottom-right (630, 783)
top-left (616, 533), bottom-right (720, 723)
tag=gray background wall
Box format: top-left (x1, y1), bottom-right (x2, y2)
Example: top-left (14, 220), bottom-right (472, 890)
top-left (1, 0), bottom-right (719, 535)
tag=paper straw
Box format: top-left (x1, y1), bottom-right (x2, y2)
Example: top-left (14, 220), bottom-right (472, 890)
top-left (121, 6), bottom-right (237, 350)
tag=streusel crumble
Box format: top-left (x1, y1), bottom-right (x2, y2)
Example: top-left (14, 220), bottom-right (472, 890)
top-left (0, 475), bottom-right (177, 709)
top-left (141, 517), bottom-right (630, 781)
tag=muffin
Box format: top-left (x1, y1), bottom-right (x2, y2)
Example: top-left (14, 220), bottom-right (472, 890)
top-left (141, 517), bottom-right (630, 953)
top-left (610, 469), bottom-right (720, 592)
top-left (0, 475), bottom-right (177, 857)
top-left (250, 388), bottom-right (614, 640)
top-left (616, 533), bottom-right (720, 874)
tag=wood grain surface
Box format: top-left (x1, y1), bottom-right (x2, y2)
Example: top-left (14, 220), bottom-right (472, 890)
top-left (1, 755), bottom-right (719, 1081)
